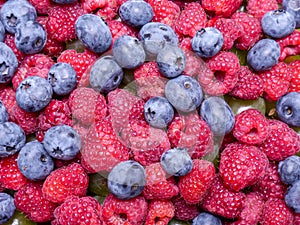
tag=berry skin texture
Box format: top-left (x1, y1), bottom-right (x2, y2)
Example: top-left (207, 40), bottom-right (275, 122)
top-left (246, 0), bottom-right (278, 20)
top-left (288, 60), bottom-right (300, 92)
top-left (145, 200), bottom-right (175, 225)
top-left (0, 100), bottom-right (8, 123)
top-left (277, 30), bottom-right (300, 61)
top-left (201, 0), bottom-right (243, 17)
top-left (285, 180), bottom-right (300, 213)
top-left (192, 212), bottom-right (222, 225)
top-left (0, 193), bottom-right (15, 224)
top-left (0, 42), bottom-right (18, 84)
top-left (172, 195), bottom-right (200, 221)
top-left (278, 155), bottom-right (300, 185)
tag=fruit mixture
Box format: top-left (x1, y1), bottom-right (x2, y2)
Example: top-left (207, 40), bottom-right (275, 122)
top-left (0, 0), bottom-right (300, 224)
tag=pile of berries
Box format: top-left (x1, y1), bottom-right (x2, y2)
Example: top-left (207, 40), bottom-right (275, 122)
top-left (0, 0), bottom-right (300, 224)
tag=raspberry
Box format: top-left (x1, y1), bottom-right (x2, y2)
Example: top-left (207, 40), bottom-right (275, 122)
top-left (258, 119), bottom-right (300, 161)
top-left (229, 66), bottom-right (264, 100)
top-left (53, 196), bottom-right (104, 225)
top-left (219, 142), bottom-right (269, 192)
top-left (178, 159), bottom-right (216, 204)
top-left (277, 30), bottom-right (300, 61)
top-left (142, 162), bottom-right (179, 200)
top-left (14, 182), bottom-right (58, 223)
top-left (106, 20), bottom-right (137, 46)
top-left (198, 51), bottom-right (240, 96)
top-left (0, 86), bottom-right (16, 120)
top-left (174, 2), bottom-right (207, 37)
top-left (288, 60), bottom-right (300, 92)
top-left (201, 176), bottom-right (246, 219)
top-left (172, 195), bottom-right (200, 221)
top-left (102, 194), bottom-right (148, 225)
top-left (233, 109), bottom-right (269, 145)
top-left (145, 200), bottom-right (175, 225)
top-left (246, 0), bottom-right (278, 20)
top-left (201, 0), bottom-right (243, 17)
top-left (29, 0), bottom-right (51, 15)
top-left (42, 163), bottom-right (89, 203)
top-left (82, 0), bottom-right (118, 20)
top-left (295, 213), bottom-right (300, 225)
top-left (4, 33), bottom-right (26, 62)
top-left (46, 3), bottom-right (85, 42)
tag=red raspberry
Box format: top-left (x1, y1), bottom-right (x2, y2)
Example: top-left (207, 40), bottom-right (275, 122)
top-left (295, 213), bottom-right (300, 225)
top-left (46, 3), bottom-right (85, 42)
top-left (14, 182), bottom-right (58, 223)
top-left (4, 33), bottom-right (26, 62)
top-left (260, 198), bottom-right (294, 225)
top-left (288, 60), bottom-right (300, 92)
top-left (172, 195), bottom-right (200, 221)
top-left (0, 86), bottom-right (16, 120)
top-left (219, 142), bottom-right (269, 192)
top-left (174, 2), bottom-right (207, 37)
top-left (258, 119), bottom-right (300, 161)
top-left (201, 0), bottom-right (243, 17)
top-left (233, 109), bottom-right (269, 145)
top-left (42, 163), bottom-right (89, 203)
top-left (145, 200), bottom-right (175, 225)
top-left (0, 154), bottom-right (28, 191)
top-left (178, 159), bottom-right (216, 204)
top-left (142, 163), bottom-right (179, 200)
top-left (29, 0), bottom-right (51, 15)
top-left (53, 196), bottom-right (104, 225)
top-left (201, 176), bottom-right (246, 219)
top-left (102, 194), bottom-right (148, 225)
top-left (230, 66), bottom-right (264, 100)
top-left (95, 1), bottom-right (118, 20)
top-left (246, 0), bottom-right (278, 20)
top-left (198, 51), bottom-right (240, 96)
top-left (277, 30), bottom-right (300, 61)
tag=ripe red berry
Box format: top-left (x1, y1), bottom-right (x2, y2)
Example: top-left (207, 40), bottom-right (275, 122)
top-left (277, 30), bottom-right (300, 61)
top-left (246, 0), bottom-right (278, 20)
top-left (288, 60), bottom-right (300, 92)
top-left (145, 200), bottom-right (175, 225)
top-left (201, 0), bottom-right (243, 17)
top-left (172, 195), bottom-right (200, 221)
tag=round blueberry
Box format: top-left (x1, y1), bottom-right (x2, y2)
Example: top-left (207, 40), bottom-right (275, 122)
top-left (165, 75), bottom-right (203, 113)
top-left (119, 0), bottom-right (153, 27)
top-left (144, 96), bottom-right (174, 129)
top-left (90, 55), bottom-right (124, 94)
top-left (278, 155), bottom-right (300, 185)
top-left (0, 122), bottom-right (26, 158)
top-left (0, 42), bottom-right (18, 84)
top-left (0, 100), bottom-right (8, 123)
top-left (112, 35), bottom-right (146, 69)
top-left (247, 38), bottom-right (280, 71)
top-left (285, 180), bottom-right (300, 213)
top-left (75, 14), bottom-right (112, 54)
top-left (52, 0), bottom-right (77, 3)
top-left (0, 20), bottom-right (5, 42)
top-left (107, 160), bottom-right (146, 200)
top-left (43, 125), bottom-right (81, 160)
top-left (283, 0), bottom-right (300, 28)
top-left (48, 62), bottom-right (77, 96)
top-left (191, 27), bottom-right (224, 58)
top-left (192, 212), bottom-right (222, 225)
top-left (0, 193), bottom-right (15, 224)
top-left (17, 141), bottom-right (54, 181)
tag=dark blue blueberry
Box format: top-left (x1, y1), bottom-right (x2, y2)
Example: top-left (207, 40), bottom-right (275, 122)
top-left (75, 14), bottom-right (112, 54)
top-left (0, 193), bottom-right (15, 224)
top-left (0, 122), bottom-right (26, 158)
top-left (0, 0), bottom-right (37, 34)
top-left (139, 22), bottom-right (178, 59)
top-left (52, 0), bottom-right (77, 4)
top-left (0, 20), bottom-right (5, 42)
top-left (276, 92), bottom-right (300, 127)
top-left (119, 0), bottom-right (153, 27)
top-left (261, 9), bottom-right (296, 38)
top-left (144, 96), bottom-right (174, 129)
top-left (191, 27), bottom-right (224, 58)
top-left (48, 62), bottom-right (77, 96)
top-left (107, 160), bottom-right (146, 200)
top-left (156, 45), bottom-right (186, 78)
top-left (247, 38), bottom-right (280, 71)
top-left (17, 141), bottom-right (54, 181)
top-left (16, 76), bottom-right (53, 112)
top-left (160, 148), bottom-right (193, 176)
top-left (89, 55), bottom-right (124, 94)
top-left (0, 100), bottom-right (8, 123)
top-left (165, 75), bottom-right (203, 113)
top-left (200, 96), bottom-right (234, 137)
top-left (112, 35), bottom-right (146, 69)
top-left (283, 0), bottom-right (300, 28)
top-left (285, 180), bottom-right (300, 213)
top-left (192, 212), bottom-right (222, 225)
top-left (15, 20), bottom-right (47, 54)
top-left (278, 155), bottom-right (300, 185)
top-left (0, 42), bottom-right (18, 84)
top-left (43, 125), bottom-right (81, 160)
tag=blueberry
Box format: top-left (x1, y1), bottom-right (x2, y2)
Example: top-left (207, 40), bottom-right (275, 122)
top-left (261, 9), bottom-right (296, 39)
top-left (0, 122), bottom-right (26, 158)
top-left (191, 27), bottom-right (224, 58)
top-left (52, 0), bottom-right (77, 3)
top-left (165, 75), bottom-right (203, 113)
top-left (285, 180), bottom-right (300, 213)
top-left (0, 193), bottom-right (15, 224)
top-left (139, 22), bottom-right (178, 59)
top-left (0, 20), bottom-right (5, 42)
top-left (276, 92), bottom-right (300, 127)
top-left (0, 100), bottom-right (8, 123)
top-left (17, 141), bottom-right (54, 181)
top-left (16, 76), bottom-right (53, 112)
top-left (192, 212), bottom-right (222, 225)
top-left (200, 96), bottom-right (234, 136)
top-left (0, 42), bottom-right (18, 84)
top-left (283, 0), bottom-right (300, 28)
top-left (107, 160), bottom-right (146, 200)
top-left (278, 155), bottom-right (300, 185)
top-left (43, 125), bottom-right (81, 160)
top-left (0, 0), bottom-right (37, 34)
top-left (144, 96), bottom-right (174, 129)
top-left (112, 35), bottom-right (146, 69)
top-left (156, 45), bottom-right (186, 78)
top-left (89, 55), bottom-right (124, 94)
top-left (160, 148), bottom-right (193, 176)
top-left (75, 14), bottom-right (112, 54)
top-left (48, 62), bottom-right (77, 96)
top-left (247, 38), bottom-right (280, 71)
top-left (119, 0), bottom-right (153, 27)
